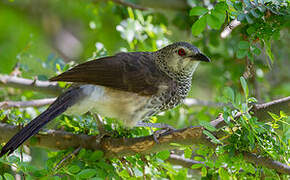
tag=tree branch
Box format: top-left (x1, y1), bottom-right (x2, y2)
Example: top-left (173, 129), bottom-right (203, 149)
top-left (166, 154), bottom-right (207, 169)
top-left (243, 152), bottom-right (290, 175)
top-left (220, 19), bottom-right (241, 38)
top-left (0, 123), bottom-right (289, 174)
top-left (0, 98), bottom-right (56, 109)
top-left (0, 75), bottom-right (62, 95)
top-left (0, 123), bottom-right (212, 156)
top-left (252, 96), bottom-right (290, 120)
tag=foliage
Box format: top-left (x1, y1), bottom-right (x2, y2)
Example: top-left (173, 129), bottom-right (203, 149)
top-left (0, 0), bottom-right (289, 179)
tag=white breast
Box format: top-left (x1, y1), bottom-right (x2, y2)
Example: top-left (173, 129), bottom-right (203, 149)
top-left (65, 85), bottom-right (151, 127)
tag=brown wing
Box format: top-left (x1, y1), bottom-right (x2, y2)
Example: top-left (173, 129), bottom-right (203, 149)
top-left (49, 52), bottom-right (163, 95)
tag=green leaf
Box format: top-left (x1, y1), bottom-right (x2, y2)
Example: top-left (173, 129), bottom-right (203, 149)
top-left (3, 173), bottom-right (14, 180)
top-left (238, 41), bottom-right (250, 49)
top-left (203, 130), bottom-right (221, 144)
top-left (218, 167), bottom-right (229, 180)
top-left (78, 169), bottom-right (97, 179)
top-left (253, 47), bottom-right (261, 55)
top-left (268, 112), bottom-right (279, 121)
top-left (257, 6), bottom-right (266, 13)
top-left (280, 111), bottom-right (287, 118)
top-left (236, 48), bottom-right (248, 58)
top-left (240, 76), bottom-right (249, 98)
top-left (245, 14), bottom-right (253, 24)
top-left (184, 147), bottom-right (192, 159)
top-left (194, 156), bottom-right (205, 161)
top-left (201, 166), bottom-right (207, 177)
top-left (237, 14), bottom-right (245, 21)
top-left (250, 9), bottom-right (260, 18)
top-left (192, 15), bottom-right (207, 36)
top-left (156, 150), bottom-right (170, 160)
top-left (191, 163), bottom-right (203, 169)
top-left (233, 1), bottom-right (243, 11)
top-left (264, 40), bottom-right (274, 62)
top-left (207, 14), bottom-right (221, 29)
top-left (244, 0), bottom-right (251, 7)
top-left (199, 121), bottom-right (217, 132)
top-left (68, 165), bottom-right (81, 174)
top-left (247, 26), bottom-right (255, 34)
top-left (90, 150), bottom-right (104, 161)
top-left (190, 7), bottom-right (208, 16)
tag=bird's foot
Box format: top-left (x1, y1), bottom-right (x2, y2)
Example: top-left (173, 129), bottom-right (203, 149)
top-left (136, 122), bottom-right (176, 144)
top-left (93, 114), bottom-right (110, 143)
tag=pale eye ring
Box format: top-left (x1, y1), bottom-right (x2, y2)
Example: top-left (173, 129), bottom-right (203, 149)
top-left (178, 48), bottom-right (186, 56)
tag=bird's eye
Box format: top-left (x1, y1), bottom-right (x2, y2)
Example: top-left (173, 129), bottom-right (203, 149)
top-left (177, 48), bottom-right (186, 56)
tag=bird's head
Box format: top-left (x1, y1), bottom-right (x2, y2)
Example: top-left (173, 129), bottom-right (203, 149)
top-left (154, 42), bottom-right (210, 80)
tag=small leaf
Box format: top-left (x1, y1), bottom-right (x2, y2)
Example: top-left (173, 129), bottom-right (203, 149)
top-left (218, 167), bottom-right (229, 180)
top-left (245, 14), bottom-right (253, 24)
top-left (250, 9), bottom-right (260, 18)
top-left (192, 15), bottom-right (207, 36)
top-left (240, 76), bottom-right (249, 98)
top-left (253, 47), bottom-right (261, 55)
top-left (194, 156), bottom-right (205, 161)
top-left (207, 14), bottom-right (222, 29)
top-left (237, 49), bottom-right (248, 58)
top-left (244, 0), bottom-right (252, 7)
top-left (156, 150), bottom-right (170, 160)
top-left (200, 121), bottom-right (217, 132)
top-left (237, 14), bottom-right (245, 21)
top-left (78, 169), bottom-right (97, 179)
top-left (233, 1), bottom-right (243, 11)
top-left (280, 111), bottom-right (287, 118)
top-left (191, 163), bottom-right (203, 169)
top-left (190, 7), bottom-right (208, 16)
top-left (90, 150), bottom-right (104, 161)
top-left (268, 112), bottom-right (279, 121)
top-left (238, 41), bottom-right (250, 49)
top-left (264, 40), bottom-right (274, 62)
top-left (257, 6), bottom-right (266, 13)
top-left (68, 165), bottom-right (81, 174)
top-left (246, 26), bottom-right (255, 34)
top-left (3, 173), bottom-right (14, 180)
top-left (203, 130), bottom-right (221, 144)
top-left (184, 147), bottom-right (192, 159)
top-left (201, 166), bottom-right (207, 177)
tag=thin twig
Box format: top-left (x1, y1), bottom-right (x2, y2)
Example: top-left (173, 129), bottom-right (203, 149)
top-left (243, 152), bottom-right (290, 175)
top-left (54, 146), bottom-right (81, 170)
top-left (166, 154), bottom-right (208, 169)
top-left (0, 98), bottom-right (56, 109)
top-left (0, 75), bottom-right (63, 95)
top-left (221, 19), bottom-right (241, 38)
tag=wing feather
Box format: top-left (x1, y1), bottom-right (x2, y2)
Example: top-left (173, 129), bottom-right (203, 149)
top-left (50, 52), bottom-right (162, 95)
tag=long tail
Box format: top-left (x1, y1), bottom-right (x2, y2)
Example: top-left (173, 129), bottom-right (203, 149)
top-left (0, 87), bottom-right (82, 157)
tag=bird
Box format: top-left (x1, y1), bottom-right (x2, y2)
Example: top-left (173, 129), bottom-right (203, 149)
top-left (0, 42), bottom-right (210, 157)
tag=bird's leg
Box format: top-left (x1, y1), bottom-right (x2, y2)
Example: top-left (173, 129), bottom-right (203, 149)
top-left (136, 122), bottom-right (176, 143)
top-left (93, 114), bottom-right (110, 143)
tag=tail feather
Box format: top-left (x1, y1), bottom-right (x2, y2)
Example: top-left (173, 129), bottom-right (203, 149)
top-left (0, 87), bottom-right (82, 157)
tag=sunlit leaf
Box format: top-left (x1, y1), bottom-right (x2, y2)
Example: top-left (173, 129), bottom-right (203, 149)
top-left (192, 15), bottom-right (207, 36)
top-left (190, 7), bottom-right (208, 16)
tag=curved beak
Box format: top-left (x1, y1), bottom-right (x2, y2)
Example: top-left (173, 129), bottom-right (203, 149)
top-left (191, 53), bottom-right (211, 62)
